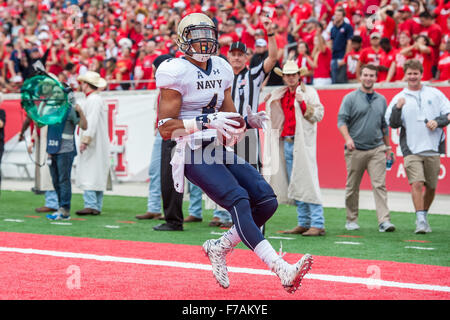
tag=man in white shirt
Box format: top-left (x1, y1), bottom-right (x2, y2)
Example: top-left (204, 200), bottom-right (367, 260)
top-left (385, 59), bottom-right (450, 234)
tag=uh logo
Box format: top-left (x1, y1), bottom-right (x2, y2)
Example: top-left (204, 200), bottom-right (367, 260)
top-left (106, 99), bottom-right (128, 177)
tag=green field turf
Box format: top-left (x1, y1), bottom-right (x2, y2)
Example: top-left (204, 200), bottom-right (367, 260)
top-left (0, 190), bottom-right (449, 267)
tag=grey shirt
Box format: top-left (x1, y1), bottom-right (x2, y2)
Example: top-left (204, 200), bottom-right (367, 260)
top-left (57, 107), bottom-right (80, 154)
top-left (337, 89), bottom-right (388, 150)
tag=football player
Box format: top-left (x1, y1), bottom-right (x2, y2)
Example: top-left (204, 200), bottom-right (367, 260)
top-left (156, 13), bottom-right (313, 293)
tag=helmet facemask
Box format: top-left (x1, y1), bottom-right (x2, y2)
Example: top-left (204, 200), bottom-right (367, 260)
top-left (178, 24), bottom-right (218, 62)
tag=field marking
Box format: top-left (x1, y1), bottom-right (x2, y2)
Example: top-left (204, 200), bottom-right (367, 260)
top-left (335, 241), bottom-right (362, 245)
top-left (105, 225), bottom-right (120, 229)
top-left (404, 246), bottom-right (435, 251)
top-left (3, 219), bottom-right (24, 223)
top-left (0, 246), bottom-right (449, 293)
top-left (268, 236), bottom-right (294, 240)
top-left (50, 222), bottom-right (72, 226)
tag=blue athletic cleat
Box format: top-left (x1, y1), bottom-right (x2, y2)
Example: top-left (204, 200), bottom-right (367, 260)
top-left (46, 211), bottom-right (71, 221)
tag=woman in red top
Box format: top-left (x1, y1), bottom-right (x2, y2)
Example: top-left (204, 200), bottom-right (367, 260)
top-left (412, 35), bottom-right (434, 81)
top-left (295, 41), bottom-right (314, 84)
top-left (309, 33), bottom-right (332, 85)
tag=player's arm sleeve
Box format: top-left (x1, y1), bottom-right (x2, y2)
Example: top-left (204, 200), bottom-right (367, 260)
top-left (155, 63), bottom-right (185, 95)
top-left (221, 60), bottom-right (234, 90)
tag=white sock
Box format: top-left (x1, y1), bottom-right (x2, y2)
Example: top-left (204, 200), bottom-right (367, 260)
top-left (222, 226), bottom-right (241, 247)
top-left (416, 210), bottom-right (427, 221)
top-left (253, 239), bottom-right (280, 270)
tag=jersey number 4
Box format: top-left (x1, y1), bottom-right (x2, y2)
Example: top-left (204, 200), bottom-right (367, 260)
top-left (202, 94), bottom-right (217, 114)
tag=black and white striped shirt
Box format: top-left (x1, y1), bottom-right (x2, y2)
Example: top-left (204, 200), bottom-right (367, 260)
top-left (231, 61), bottom-right (267, 117)
top-left (231, 61), bottom-right (267, 169)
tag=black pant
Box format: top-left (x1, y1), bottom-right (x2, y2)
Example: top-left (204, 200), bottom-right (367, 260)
top-left (160, 139), bottom-right (184, 227)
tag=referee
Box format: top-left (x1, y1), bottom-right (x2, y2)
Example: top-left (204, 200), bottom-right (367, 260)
top-left (212, 18), bottom-right (278, 227)
top-left (227, 19), bottom-right (278, 169)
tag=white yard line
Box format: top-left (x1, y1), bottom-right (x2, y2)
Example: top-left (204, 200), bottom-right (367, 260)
top-left (404, 246), bottom-right (436, 251)
top-left (0, 246), bottom-right (449, 293)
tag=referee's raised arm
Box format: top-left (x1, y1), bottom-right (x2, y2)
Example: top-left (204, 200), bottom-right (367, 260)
top-left (261, 17), bottom-right (278, 75)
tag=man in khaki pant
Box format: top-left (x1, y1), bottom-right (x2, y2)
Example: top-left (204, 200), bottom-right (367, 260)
top-left (385, 59), bottom-right (450, 234)
top-left (337, 64), bottom-right (396, 232)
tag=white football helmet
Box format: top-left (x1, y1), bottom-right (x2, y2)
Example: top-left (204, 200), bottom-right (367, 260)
top-left (177, 13), bottom-right (218, 62)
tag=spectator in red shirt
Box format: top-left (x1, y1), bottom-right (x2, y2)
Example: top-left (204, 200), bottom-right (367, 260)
top-left (434, 0), bottom-right (450, 34)
top-left (373, 5), bottom-right (397, 43)
top-left (397, 5), bottom-right (421, 39)
top-left (294, 40), bottom-right (314, 84)
top-left (436, 37), bottom-right (450, 81)
top-left (310, 32), bottom-right (332, 85)
top-left (378, 37), bottom-right (396, 82)
top-left (339, 35), bottom-right (363, 82)
top-left (396, 34), bottom-right (434, 81)
top-left (386, 30), bottom-right (415, 82)
top-left (351, 10), bottom-right (370, 49)
top-left (218, 19), bottom-right (240, 56)
top-left (272, 4), bottom-right (290, 39)
top-left (356, 32), bottom-right (382, 81)
top-left (292, 0), bottom-right (313, 27)
top-left (418, 11), bottom-right (442, 74)
top-left (115, 47), bottom-right (133, 90)
top-left (294, 17), bottom-right (319, 52)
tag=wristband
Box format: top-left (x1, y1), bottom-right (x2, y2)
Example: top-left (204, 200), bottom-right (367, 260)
top-left (195, 114), bottom-right (209, 130)
top-left (267, 33), bottom-right (275, 37)
top-left (183, 118), bottom-right (200, 134)
top-left (244, 116), bottom-right (253, 129)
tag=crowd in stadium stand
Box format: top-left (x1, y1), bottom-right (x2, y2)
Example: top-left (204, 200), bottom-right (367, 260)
top-left (0, 0), bottom-right (449, 92)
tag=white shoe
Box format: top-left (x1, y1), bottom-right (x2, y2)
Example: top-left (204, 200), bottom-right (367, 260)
top-left (202, 238), bottom-right (233, 289)
top-left (272, 254), bottom-right (313, 294)
top-left (415, 218), bottom-right (427, 234)
top-left (415, 218), bottom-right (432, 234)
top-left (379, 221), bottom-right (396, 232)
top-left (345, 221), bottom-right (360, 231)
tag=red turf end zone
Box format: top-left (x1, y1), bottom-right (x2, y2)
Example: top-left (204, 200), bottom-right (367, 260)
top-left (0, 232), bottom-right (449, 300)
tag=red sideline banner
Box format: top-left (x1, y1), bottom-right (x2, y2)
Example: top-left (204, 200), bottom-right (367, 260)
top-left (314, 86), bottom-right (450, 195)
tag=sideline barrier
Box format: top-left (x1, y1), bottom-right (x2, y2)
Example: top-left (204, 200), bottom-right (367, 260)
top-left (1, 84), bottom-right (449, 194)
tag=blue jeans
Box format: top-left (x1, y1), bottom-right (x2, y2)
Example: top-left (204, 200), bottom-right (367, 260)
top-left (45, 190), bottom-right (59, 210)
top-left (147, 132), bottom-right (162, 213)
top-left (284, 140), bottom-right (325, 229)
top-left (188, 182), bottom-right (203, 218)
top-left (83, 190), bottom-right (104, 212)
top-left (331, 58), bottom-right (347, 84)
top-left (48, 150), bottom-right (76, 211)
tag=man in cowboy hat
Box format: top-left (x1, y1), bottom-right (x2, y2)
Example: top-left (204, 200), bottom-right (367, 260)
top-left (75, 71), bottom-right (111, 216)
top-left (263, 60), bottom-right (326, 236)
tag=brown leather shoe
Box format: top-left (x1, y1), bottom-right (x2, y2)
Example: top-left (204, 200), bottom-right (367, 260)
top-left (279, 226), bottom-right (309, 234)
top-left (136, 212), bottom-right (162, 220)
top-left (35, 206), bottom-right (57, 213)
top-left (302, 227), bottom-right (326, 236)
top-left (183, 215), bottom-right (202, 223)
top-left (76, 208), bottom-right (101, 216)
top-left (208, 217), bottom-right (222, 227)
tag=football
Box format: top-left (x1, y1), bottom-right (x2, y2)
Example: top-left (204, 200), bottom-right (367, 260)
top-left (218, 116), bottom-right (246, 146)
top-left (228, 116), bottom-right (246, 129)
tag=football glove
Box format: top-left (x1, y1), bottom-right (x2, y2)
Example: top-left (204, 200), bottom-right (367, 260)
top-left (246, 105), bottom-right (269, 131)
top-left (205, 112), bottom-right (245, 139)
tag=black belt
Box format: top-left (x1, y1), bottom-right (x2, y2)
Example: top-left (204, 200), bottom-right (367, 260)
top-left (282, 136), bottom-right (295, 143)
